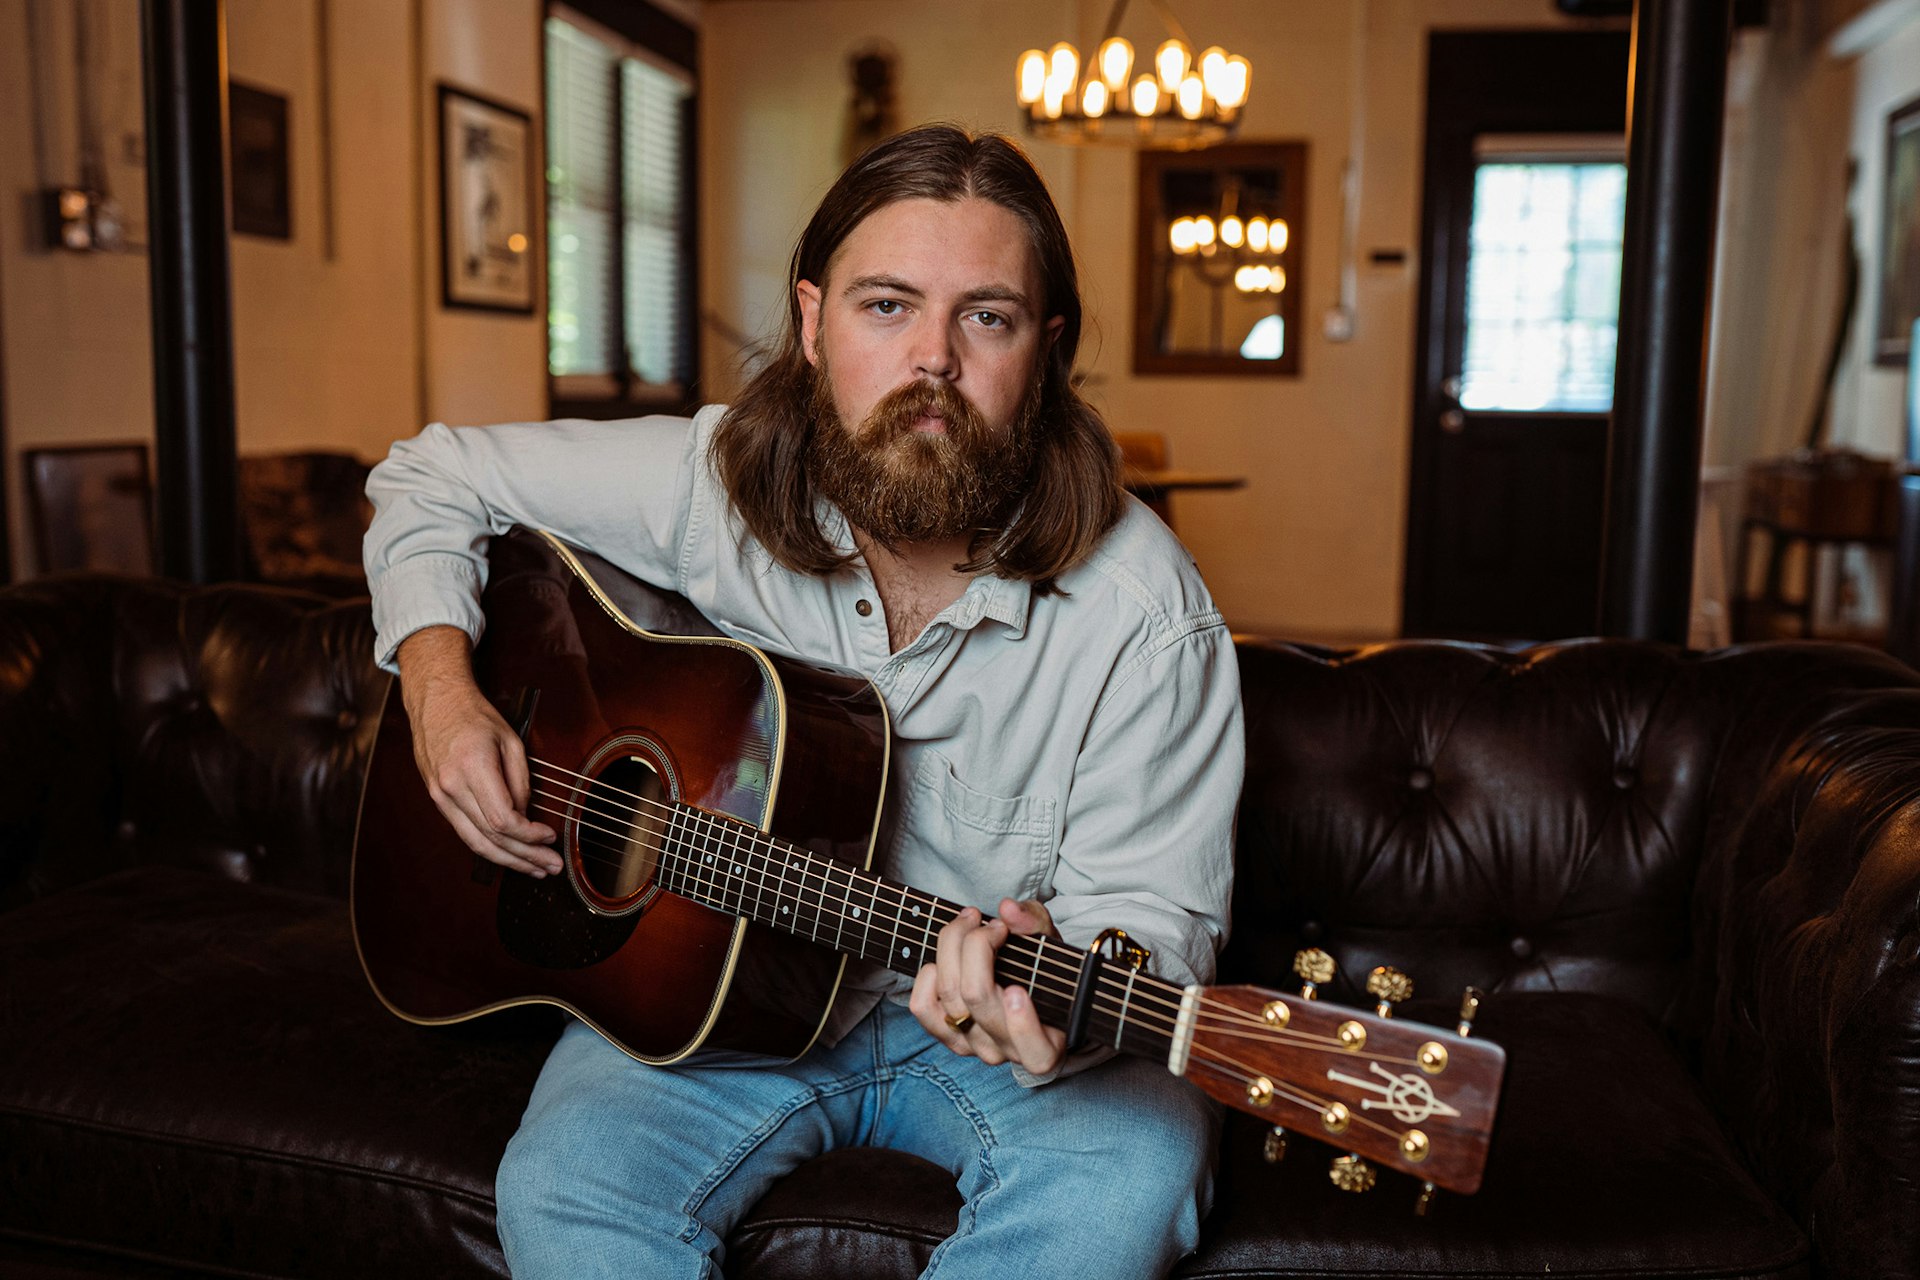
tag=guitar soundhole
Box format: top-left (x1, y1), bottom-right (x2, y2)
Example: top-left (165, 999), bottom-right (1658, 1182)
top-left (570, 740), bottom-right (675, 915)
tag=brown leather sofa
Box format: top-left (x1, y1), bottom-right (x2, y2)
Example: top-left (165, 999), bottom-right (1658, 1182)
top-left (4, 573), bottom-right (1919, 1278)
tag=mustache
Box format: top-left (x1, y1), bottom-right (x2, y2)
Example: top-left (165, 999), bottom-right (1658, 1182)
top-left (861, 378), bottom-right (984, 440)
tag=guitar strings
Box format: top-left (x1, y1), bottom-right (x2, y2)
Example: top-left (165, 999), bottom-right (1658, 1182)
top-left (523, 757), bottom-right (1399, 1057)
top-left (523, 761), bottom-right (1230, 1035)
top-left (526, 764), bottom-right (1430, 1068)
top-left (521, 759), bottom-right (1402, 1062)
top-left (536, 778), bottom-right (1434, 1154)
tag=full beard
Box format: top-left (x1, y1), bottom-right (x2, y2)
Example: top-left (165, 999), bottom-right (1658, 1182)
top-left (805, 355), bottom-right (1044, 550)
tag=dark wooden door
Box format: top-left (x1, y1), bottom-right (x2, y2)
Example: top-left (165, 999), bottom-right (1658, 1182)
top-left (1402, 31), bottom-right (1631, 640)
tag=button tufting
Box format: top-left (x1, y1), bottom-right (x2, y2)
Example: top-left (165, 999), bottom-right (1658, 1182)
top-left (1510, 936), bottom-right (1534, 960)
top-left (855, 599), bottom-right (874, 617)
top-left (1613, 766), bottom-right (1637, 789)
top-left (1301, 920), bottom-right (1324, 944)
top-left (1408, 766), bottom-right (1434, 791)
top-left (336, 709), bottom-right (359, 730)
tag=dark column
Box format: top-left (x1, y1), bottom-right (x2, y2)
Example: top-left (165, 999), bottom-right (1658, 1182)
top-left (1598, 0), bottom-right (1733, 641)
top-left (140, 0), bottom-right (240, 583)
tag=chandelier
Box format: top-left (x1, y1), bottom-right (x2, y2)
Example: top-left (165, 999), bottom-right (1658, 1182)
top-left (1015, 0), bottom-right (1249, 148)
top-left (1169, 210), bottom-right (1290, 294)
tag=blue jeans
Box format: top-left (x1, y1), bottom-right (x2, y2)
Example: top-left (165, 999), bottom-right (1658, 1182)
top-left (496, 999), bottom-right (1218, 1279)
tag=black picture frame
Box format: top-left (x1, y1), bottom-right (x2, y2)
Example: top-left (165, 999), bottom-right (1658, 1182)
top-left (438, 83), bottom-right (538, 314)
top-left (1876, 94), bottom-right (1920, 367)
top-left (229, 81), bottom-right (291, 240)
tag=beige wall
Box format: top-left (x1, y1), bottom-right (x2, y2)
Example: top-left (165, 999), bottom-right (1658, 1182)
top-left (702, 0), bottom-right (1614, 641)
top-left (0, 0), bottom-right (543, 580)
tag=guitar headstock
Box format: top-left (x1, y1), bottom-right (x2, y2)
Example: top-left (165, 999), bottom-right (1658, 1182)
top-left (1175, 958), bottom-right (1505, 1196)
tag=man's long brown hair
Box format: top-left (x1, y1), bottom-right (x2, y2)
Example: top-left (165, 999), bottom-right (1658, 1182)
top-left (711, 124), bottom-right (1122, 585)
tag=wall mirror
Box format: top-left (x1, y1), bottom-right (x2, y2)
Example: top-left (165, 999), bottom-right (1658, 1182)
top-left (1134, 141), bottom-right (1307, 376)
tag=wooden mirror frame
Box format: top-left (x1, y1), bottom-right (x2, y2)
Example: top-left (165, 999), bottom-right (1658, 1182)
top-left (1133, 140), bottom-right (1308, 377)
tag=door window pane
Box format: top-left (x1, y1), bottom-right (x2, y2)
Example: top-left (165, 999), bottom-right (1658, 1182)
top-left (1460, 161), bottom-right (1625, 412)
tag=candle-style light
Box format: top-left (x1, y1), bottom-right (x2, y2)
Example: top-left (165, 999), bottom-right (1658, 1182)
top-left (1015, 0), bottom-right (1248, 148)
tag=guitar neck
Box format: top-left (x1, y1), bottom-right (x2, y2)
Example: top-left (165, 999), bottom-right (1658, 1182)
top-left (656, 801), bottom-right (1183, 1063)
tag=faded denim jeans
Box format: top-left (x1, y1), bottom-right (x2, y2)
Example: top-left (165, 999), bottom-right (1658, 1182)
top-left (496, 1000), bottom-right (1218, 1279)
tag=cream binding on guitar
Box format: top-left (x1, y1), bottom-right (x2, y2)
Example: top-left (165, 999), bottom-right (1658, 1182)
top-left (352, 528), bottom-right (1506, 1198)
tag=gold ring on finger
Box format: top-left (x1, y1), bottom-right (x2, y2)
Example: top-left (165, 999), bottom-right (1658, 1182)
top-left (944, 1011), bottom-right (975, 1034)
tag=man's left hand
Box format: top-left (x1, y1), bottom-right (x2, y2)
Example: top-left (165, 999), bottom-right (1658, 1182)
top-left (910, 898), bottom-right (1068, 1075)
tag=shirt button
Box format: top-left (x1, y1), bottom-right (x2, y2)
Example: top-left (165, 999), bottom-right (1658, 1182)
top-left (855, 599), bottom-right (873, 617)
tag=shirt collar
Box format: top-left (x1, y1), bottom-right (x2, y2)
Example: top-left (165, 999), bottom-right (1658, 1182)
top-left (951, 574), bottom-right (1031, 639)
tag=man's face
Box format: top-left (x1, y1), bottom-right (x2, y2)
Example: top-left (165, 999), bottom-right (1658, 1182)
top-left (795, 197), bottom-right (1065, 545)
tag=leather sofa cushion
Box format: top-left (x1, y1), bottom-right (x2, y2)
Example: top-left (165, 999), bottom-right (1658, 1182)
top-left (0, 866), bottom-right (547, 1277)
top-left (0, 875), bottom-right (1811, 1280)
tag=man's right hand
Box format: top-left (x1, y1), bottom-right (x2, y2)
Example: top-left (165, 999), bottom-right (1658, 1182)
top-left (396, 627), bottom-right (561, 877)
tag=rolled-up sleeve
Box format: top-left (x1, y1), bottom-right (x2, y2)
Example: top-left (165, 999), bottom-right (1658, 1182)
top-left (363, 412), bottom-right (704, 671)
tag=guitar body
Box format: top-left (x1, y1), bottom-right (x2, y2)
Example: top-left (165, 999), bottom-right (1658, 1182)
top-left (351, 528), bottom-right (891, 1063)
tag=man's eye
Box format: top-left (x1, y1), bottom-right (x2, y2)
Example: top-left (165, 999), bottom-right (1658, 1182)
top-left (869, 299), bottom-right (904, 316)
top-left (972, 311), bottom-right (1007, 328)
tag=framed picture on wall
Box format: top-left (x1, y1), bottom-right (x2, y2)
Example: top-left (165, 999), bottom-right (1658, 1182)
top-left (229, 81), bottom-right (291, 239)
top-left (438, 84), bottom-right (537, 313)
top-left (1877, 94), bottom-right (1920, 367)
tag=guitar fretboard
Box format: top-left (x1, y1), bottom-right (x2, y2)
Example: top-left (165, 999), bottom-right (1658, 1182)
top-left (648, 799), bottom-right (1180, 1063)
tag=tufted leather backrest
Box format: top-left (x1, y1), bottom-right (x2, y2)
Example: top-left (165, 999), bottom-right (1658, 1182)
top-left (1225, 637), bottom-right (1920, 1035)
top-left (0, 575), bottom-right (387, 910)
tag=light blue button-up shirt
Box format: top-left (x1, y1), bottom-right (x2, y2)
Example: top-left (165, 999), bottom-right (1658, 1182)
top-left (364, 407), bottom-right (1243, 1057)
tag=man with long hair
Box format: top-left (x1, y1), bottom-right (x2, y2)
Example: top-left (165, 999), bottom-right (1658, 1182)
top-left (364, 123), bottom-right (1242, 1277)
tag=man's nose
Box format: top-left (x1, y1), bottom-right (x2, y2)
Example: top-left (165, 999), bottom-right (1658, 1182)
top-left (910, 319), bottom-right (959, 381)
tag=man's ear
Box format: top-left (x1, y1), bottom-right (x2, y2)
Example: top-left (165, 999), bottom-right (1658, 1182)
top-left (1045, 314), bottom-right (1066, 349)
top-left (797, 280), bottom-right (824, 367)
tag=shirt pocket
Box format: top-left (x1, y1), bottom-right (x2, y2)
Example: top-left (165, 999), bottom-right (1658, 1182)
top-left (899, 751), bottom-right (1058, 906)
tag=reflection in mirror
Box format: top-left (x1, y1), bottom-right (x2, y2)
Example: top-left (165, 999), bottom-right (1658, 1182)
top-left (1134, 141), bottom-right (1307, 376)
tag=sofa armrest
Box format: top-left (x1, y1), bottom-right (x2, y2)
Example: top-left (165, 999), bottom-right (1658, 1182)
top-left (1697, 699), bottom-right (1920, 1277)
top-left (0, 575), bottom-right (387, 909)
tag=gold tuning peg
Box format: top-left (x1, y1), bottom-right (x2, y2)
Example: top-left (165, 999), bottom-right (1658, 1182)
top-left (1328, 1153), bottom-right (1376, 1193)
top-left (1365, 965), bottom-right (1413, 1017)
top-left (1457, 986), bottom-right (1484, 1037)
top-left (1293, 948), bottom-right (1335, 1000)
top-left (1263, 1125), bottom-right (1287, 1163)
top-left (1416, 1181), bottom-right (1438, 1216)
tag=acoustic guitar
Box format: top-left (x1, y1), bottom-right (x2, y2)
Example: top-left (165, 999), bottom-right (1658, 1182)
top-left (351, 527), bottom-right (1505, 1196)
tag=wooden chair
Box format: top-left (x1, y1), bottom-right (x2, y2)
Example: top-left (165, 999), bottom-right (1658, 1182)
top-left (1113, 430), bottom-right (1172, 526)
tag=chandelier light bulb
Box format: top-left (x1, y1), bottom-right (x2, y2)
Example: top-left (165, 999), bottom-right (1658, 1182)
top-left (1247, 217), bottom-right (1269, 253)
top-left (1017, 49), bottom-right (1047, 105)
top-left (1082, 79), bottom-right (1109, 118)
top-left (1268, 218), bottom-right (1290, 254)
top-left (1043, 77), bottom-right (1068, 120)
top-left (1220, 216), bottom-right (1244, 248)
top-left (1170, 217), bottom-right (1197, 254)
top-left (1176, 73), bottom-right (1205, 120)
top-left (1198, 46), bottom-right (1229, 98)
top-left (1049, 43), bottom-right (1080, 93)
top-left (1130, 74), bottom-right (1159, 116)
top-left (1154, 39), bottom-right (1190, 94)
top-left (1193, 215), bottom-right (1216, 248)
top-left (1268, 265), bottom-right (1287, 293)
top-left (1233, 266), bottom-right (1254, 291)
top-left (1217, 55), bottom-right (1251, 110)
top-left (1098, 37), bottom-right (1134, 93)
